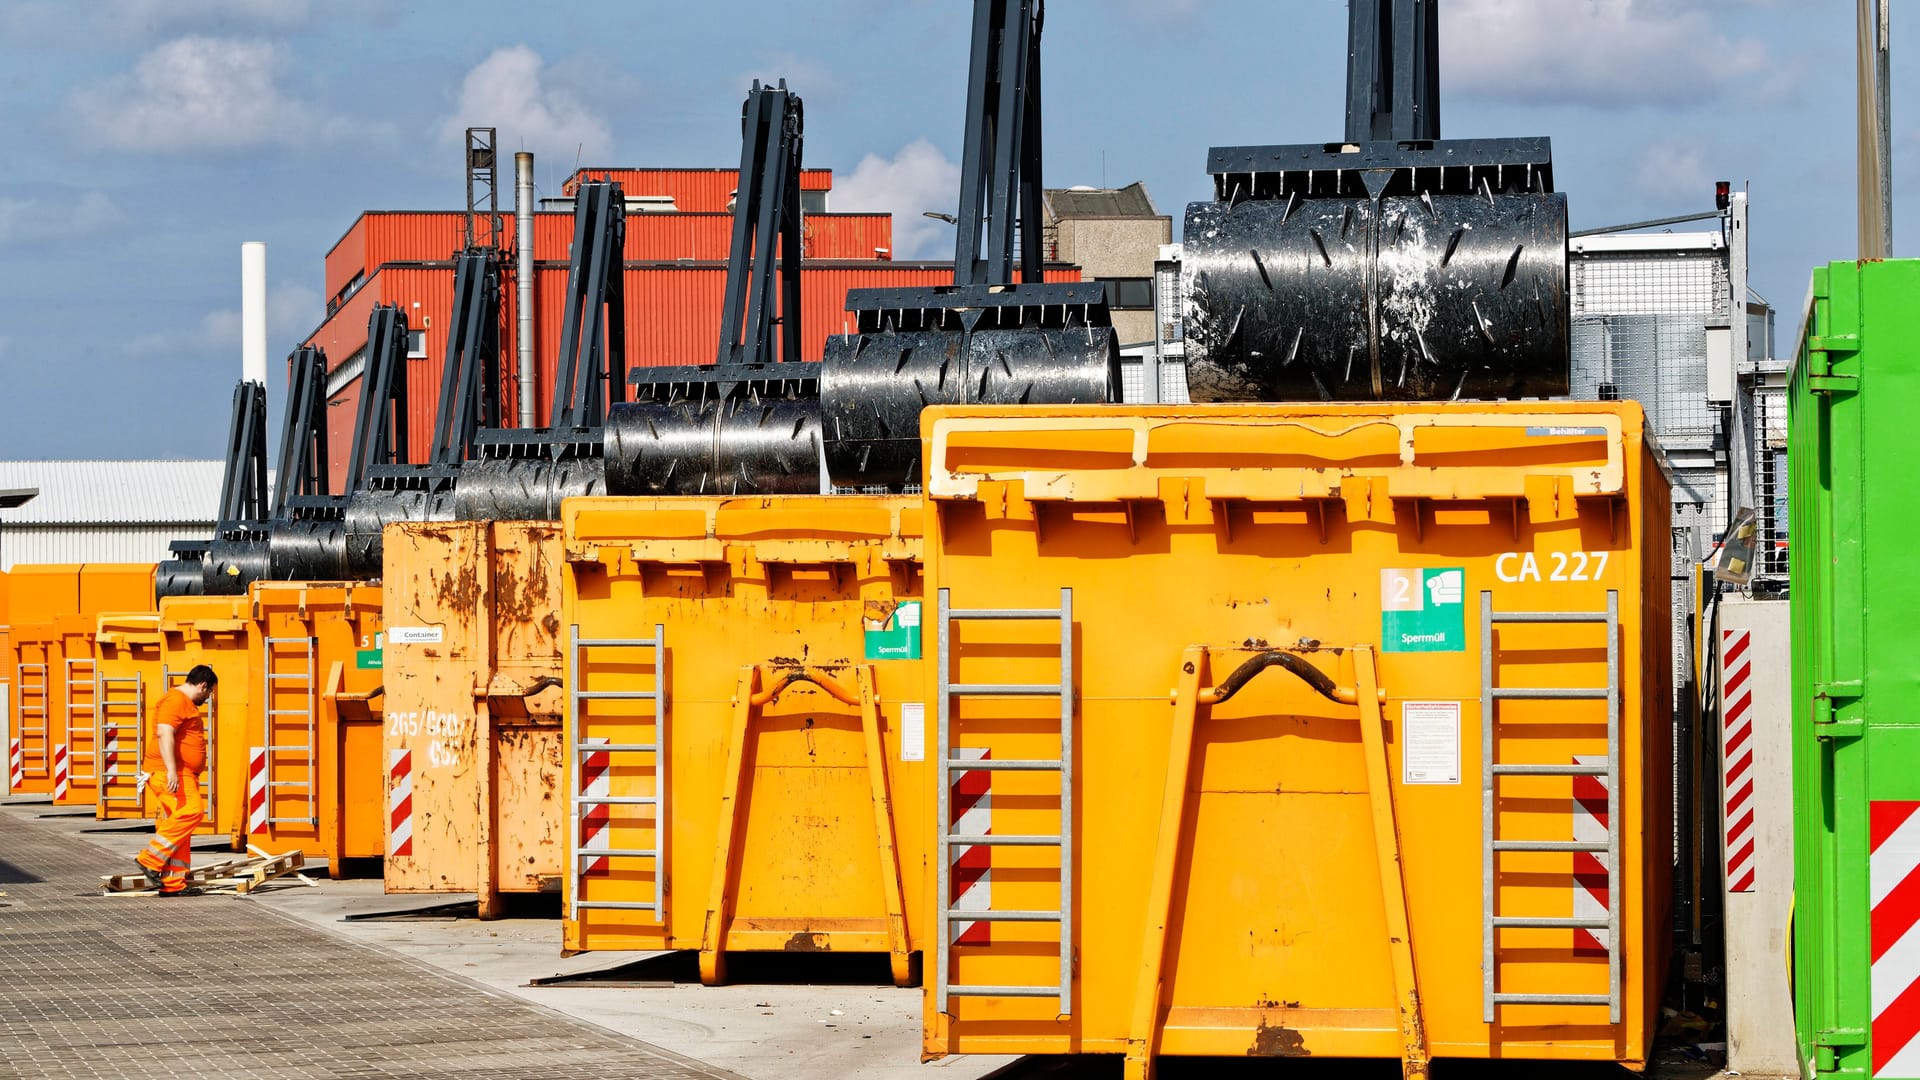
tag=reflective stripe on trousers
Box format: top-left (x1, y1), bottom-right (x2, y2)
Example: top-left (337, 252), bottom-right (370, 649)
top-left (136, 772), bottom-right (204, 892)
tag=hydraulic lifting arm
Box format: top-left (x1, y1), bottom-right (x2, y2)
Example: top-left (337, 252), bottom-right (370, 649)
top-left (271, 346), bottom-right (331, 518)
top-left (550, 180), bottom-right (627, 432)
top-left (953, 0), bottom-right (1046, 286)
top-left (213, 379), bottom-right (270, 531)
top-left (343, 304), bottom-right (412, 495)
top-left (430, 249), bottom-right (502, 467)
top-left (716, 80), bottom-right (804, 367)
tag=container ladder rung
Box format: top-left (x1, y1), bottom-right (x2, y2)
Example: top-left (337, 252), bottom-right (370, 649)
top-left (1491, 763), bottom-right (1608, 776)
top-left (946, 985), bottom-right (1065, 999)
top-left (568, 623), bottom-right (667, 925)
top-left (1493, 993), bottom-right (1613, 1007)
top-left (945, 758), bottom-right (1062, 771)
top-left (1483, 589), bottom-right (1623, 1026)
top-left (936, 587), bottom-right (1074, 1016)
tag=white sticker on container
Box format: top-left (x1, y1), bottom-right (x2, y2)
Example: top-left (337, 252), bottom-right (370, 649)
top-left (1402, 701), bottom-right (1461, 785)
top-left (388, 626), bottom-right (444, 645)
top-left (900, 701), bottom-right (926, 762)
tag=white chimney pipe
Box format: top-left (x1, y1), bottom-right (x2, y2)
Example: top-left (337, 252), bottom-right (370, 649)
top-left (515, 152), bottom-right (537, 429)
top-left (241, 241), bottom-right (268, 386)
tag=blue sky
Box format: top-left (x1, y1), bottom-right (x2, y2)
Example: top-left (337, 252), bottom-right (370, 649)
top-left (0, 0), bottom-right (1911, 460)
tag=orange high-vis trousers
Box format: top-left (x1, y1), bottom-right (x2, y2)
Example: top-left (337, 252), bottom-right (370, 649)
top-left (136, 772), bottom-right (204, 892)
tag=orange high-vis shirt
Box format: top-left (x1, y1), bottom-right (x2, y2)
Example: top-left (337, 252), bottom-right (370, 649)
top-left (144, 688), bottom-right (207, 774)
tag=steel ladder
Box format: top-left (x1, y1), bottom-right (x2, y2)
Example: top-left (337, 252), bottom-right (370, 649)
top-left (16, 663), bottom-right (49, 779)
top-left (97, 673), bottom-right (145, 811)
top-left (261, 636), bottom-right (318, 826)
top-left (64, 658), bottom-right (99, 786)
top-left (1481, 589), bottom-right (1623, 1024)
top-left (935, 587), bottom-right (1074, 1016)
top-left (566, 623), bottom-right (667, 923)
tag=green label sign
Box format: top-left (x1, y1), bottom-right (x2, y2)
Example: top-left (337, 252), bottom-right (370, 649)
top-left (1380, 568), bottom-right (1465, 653)
top-left (356, 649), bottom-right (383, 670)
top-left (864, 600), bottom-right (922, 661)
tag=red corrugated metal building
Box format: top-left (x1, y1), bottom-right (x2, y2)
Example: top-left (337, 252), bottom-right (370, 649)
top-left (558, 167), bottom-right (835, 211)
top-left (304, 166), bottom-right (1088, 488)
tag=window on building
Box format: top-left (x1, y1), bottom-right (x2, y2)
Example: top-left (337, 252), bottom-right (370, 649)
top-left (1598, 382), bottom-right (1620, 400)
top-left (1099, 277), bottom-right (1153, 310)
top-left (407, 329), bottom-right (427, 359)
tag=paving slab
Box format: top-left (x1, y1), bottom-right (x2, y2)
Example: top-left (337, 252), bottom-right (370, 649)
top-left (0, 803), bottom-right (737, 1079)
top-left (2, 798), bottom-right (1009, 1080)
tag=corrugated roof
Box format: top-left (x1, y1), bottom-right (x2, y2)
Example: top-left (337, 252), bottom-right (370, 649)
top-left (1044, 182), bottom-right (1161, 220)
top-left (0, 461), bottom-right (226, 525)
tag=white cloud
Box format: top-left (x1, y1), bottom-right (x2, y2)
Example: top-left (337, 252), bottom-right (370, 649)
top-left (831, 139), bottom-right (962, 260)
top-left (126, 282), bottom-right (323, 358)
top-left (70, 36), bottom-right (347, 152)
top-left (0, 190), bottom-right (125, 248)
top-left (440, 47), bottom-right (613, 163)
top-left (1632, 139), bottom-right (1714, 201)
top-left (1439, 0), bottom-right (1785, 108)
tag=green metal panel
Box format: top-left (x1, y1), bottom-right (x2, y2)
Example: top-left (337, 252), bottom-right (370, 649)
top-left (1792, 258), bottom-right (1920, 1078)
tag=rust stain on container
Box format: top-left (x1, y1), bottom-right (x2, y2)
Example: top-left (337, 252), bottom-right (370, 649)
top-left (784, 932), bottom-right (830, 953)
top-left (1247, 1020), bottom-right (1310, 1058)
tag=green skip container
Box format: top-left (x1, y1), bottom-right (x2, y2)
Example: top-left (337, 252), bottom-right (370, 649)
top-left (1792, 258), bottom-right (1920, 1078)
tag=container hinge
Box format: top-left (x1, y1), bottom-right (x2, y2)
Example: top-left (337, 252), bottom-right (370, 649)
top-left (1815, 1025), bottom-right (1867, 1048)
top-left (1813, 680), bottom-right (1865, 739)
top-left (1807, 373), bottom-right (1858, 395)
top-left (1809, 333), bottom-right (1861, 356)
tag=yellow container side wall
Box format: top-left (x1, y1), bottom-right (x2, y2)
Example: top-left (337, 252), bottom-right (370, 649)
top-left (917, 403), bottom-right (1673, 1067)
top-left (248, 582), bottom-right (384, 867)
top-left (49, 614), bottom-right (102, 806)
top-left (561, 495), bottom-right (930, 959)
top-left (10, 622), bottom-right (60, 792)
top-left (9, 566), bottom-right (81, 623)
top-left (93, 613), bottom-right (165, 821)
top-left (77, 563), bottom-right (156, 617)
top-left (159, 594), bottom-right (257, 845)
top-left (380, 521), bottom-right (567, 900)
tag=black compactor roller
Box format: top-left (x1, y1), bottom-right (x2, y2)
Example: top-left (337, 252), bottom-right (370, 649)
top-left (819, 0), bottom-right (1118, 490)
top-left (606, 362), bottom-right (823, 496)
top-left (1181, 0), bottom-right (1568, 402)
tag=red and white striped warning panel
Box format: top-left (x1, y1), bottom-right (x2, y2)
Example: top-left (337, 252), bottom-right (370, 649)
top-left (247, 747), bottom-right (268, 835)
top-left (952, 747), bottom-right (992, 946)
top-left (388, 748), bottom-right (413, 857)
top-left (1572, 753), bottom-right (1609, 955)
top-left (579, 737), bottom-right (611, 877)
top-left (7, 738), bottom-right (22, 793)
top-left (51, 743), bottom-right (69, 801)
top-left (102, 729), bottom-right (119, 786)
top-left (1872, 800), bottom-right (1920, 1077)
top-left (1721, 628), bottom-right (1757, 894)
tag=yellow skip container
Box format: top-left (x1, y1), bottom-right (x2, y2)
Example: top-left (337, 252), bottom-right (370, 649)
top-left (916, 402), bottom-right (1673, 1075)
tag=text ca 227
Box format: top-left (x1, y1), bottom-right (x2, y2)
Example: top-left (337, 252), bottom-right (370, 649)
top-left (1494, 550), bottom-right (1611, 584)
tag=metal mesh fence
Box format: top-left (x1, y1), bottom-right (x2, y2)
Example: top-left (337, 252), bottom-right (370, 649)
top-left (1570, 247), bottom-right (1730, 452)
top-left (1571, 316), bottom-right (1719, 445)
top-left (1752, 381), bottom-right (1790, 579)
top-left (1119, 357), bottom-right (1193, 404)
top-left (1572, 250), bottom-right (1730, 316)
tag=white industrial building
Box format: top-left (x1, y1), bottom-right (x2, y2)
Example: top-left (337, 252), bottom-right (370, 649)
top-left (0, 461), bottom-right (224, 570)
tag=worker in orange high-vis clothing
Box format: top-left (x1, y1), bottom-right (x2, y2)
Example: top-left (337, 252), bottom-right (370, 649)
top-left (135, 664), bottom-right (217, 896)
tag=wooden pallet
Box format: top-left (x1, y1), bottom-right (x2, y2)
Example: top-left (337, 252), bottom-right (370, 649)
top-left (101, 848), bottom-right (314, 896)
